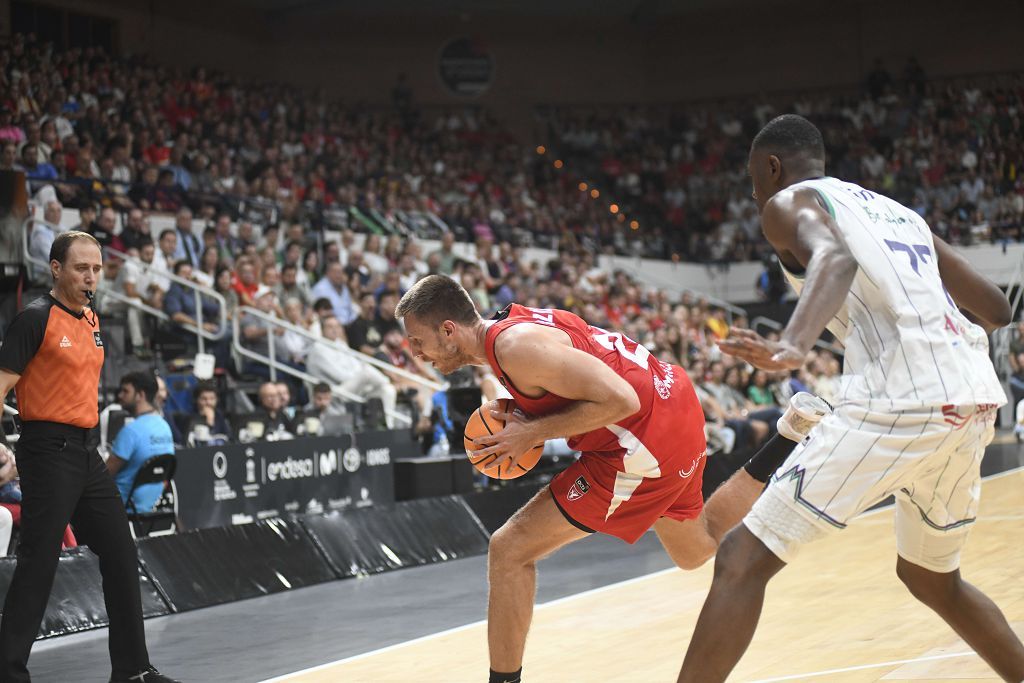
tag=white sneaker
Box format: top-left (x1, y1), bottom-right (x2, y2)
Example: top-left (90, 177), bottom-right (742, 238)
top-left (777, 392), bottom-right (832, 442)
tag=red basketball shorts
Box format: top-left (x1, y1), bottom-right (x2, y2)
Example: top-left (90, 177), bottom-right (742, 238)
top-left (548, 400), bottom-right (707, 544)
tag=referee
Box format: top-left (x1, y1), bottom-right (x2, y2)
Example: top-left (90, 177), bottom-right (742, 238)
top-left (0, 232), bottom-right (179, 682)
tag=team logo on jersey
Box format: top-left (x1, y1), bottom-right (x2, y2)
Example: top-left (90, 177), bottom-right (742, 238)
top-left (653, 362), bottom-right (675, 400)
top-left (59, 335), bottom-right (72, 348)
top-left (566, 476), bottom-right (590, 502)
top-left (679, 450), bottom-right (706, 478)
top-left (93, 331), bottom-right (103, 348)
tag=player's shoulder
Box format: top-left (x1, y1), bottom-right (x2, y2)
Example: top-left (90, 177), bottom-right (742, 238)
top-left (764, 185), bottom-right (829, 216)
top-left (492, 318), bottom-right (570, 363)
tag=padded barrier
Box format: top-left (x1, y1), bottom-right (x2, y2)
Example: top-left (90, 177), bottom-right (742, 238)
top-left (300, 495), bottom-right (489, 578)
top-left (461, 482), bottom-right (544, 535)
top-left (137, 518), bottom-right (337, 612)
top-left (0, 547), bottom-right (170, 639)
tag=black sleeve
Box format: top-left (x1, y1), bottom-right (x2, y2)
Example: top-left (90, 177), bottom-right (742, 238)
top-left (0, 300), bottom-right (50, 375)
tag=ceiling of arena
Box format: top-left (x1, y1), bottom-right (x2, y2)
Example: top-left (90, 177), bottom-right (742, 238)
top-left (247, 0), bottom-right (772, 18)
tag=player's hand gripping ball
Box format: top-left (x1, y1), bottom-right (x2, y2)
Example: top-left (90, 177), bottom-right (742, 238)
top-left (463, 398), bottom-right (544, 480)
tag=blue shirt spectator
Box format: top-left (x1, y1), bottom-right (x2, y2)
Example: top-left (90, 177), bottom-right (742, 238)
top-left (164, 262), bottom-right (220, 329)
top-left (310, 262), bottom-right (357, 325)
top-left (110, 414), bottom-right (174, 512)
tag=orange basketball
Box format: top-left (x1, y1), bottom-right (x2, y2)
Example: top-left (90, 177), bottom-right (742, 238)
top-left (463, 398), bottom-right (544, 480)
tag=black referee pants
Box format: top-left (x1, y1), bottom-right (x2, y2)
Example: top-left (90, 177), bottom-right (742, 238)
top-left (0, 422), bottom-right (149, 682)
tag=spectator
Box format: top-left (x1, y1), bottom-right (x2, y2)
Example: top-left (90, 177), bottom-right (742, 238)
top-left (279, 297), bottom-right (313, 364)
top-left (212, 213), bottom-right (240, 264)
top-left (310, 261), bottom-right (357, 324)
top-left (308, 297), bottom-right (336, 338)
top-left (702, 361), bottom-right (770, 449)
top-left (746, 369), bottom-right (777, 407)
top-left (151, 228), bottom-right (178, 292)
top-left (254, 381), bottom-right (297, 438)
top-left (305, 316), bottom-right (397, 427)
top-left (345, 291), bottom-right (387, 355)
top-left (192, 245), bottom-right (219, 289)
top-left (0, 142), bottom-right (19, 171)
top-left (429, 231), bottom-right (458, 274)
top-left (213, 265), bottom-right (240, 319)
top-left (19, 143), bottom-right (57, 180)
top-left (27, 200), bottom-right (63, 282)
top-left (187, 382), bottom-right (231, 446)
top-left (374, 289), bottom-right (404, 338)
top-left (163, 261), bottom-right (220, 334)
top-left (107, 372), bottom-right (174, 513)
top-left (89, 207), bottom-right (122, 252)
top-left (276, 382), bottom-right (296, 420)
top-left (232, 257), bottom-right (260, 308)
top-left (302, 382), bottom-right (346, 423)
top-left (108, 237), bottom-right (163, 357)
top-left (375, 327), bottom-right (436, 415)
top-left (171, 206), bottom-right (201, 267)
top-left (274, 263), bottom-right (310, 308)
top-left (120, 209), bottom-right (151, 252)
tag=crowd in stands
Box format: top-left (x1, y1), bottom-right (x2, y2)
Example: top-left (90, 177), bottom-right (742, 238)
top-left (2, 33), bottom-right (1011, 485)
top-left (2, 33), bottom-right (1022, 271)
top-left (539, 62), bottom-right (1024, 261)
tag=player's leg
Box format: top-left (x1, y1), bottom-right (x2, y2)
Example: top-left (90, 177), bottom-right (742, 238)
top-left (896, 558), bottom-right (1024, 681)
top-left (679, 401), bottom-right (943, 682)
top-left (487, 485), bottom-right (590, 679)
top-left (654, 467), bottom-right (761, 569)
top-left (893, 407), bottom-right (1024, 681)
top-left (676, 525), bottom-right (786, 683)
top-left (657, 393), bottom-right (831, 568)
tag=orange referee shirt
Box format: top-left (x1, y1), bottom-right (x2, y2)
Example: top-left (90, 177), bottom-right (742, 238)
top-left (0, 294), bottom-right (104, 428)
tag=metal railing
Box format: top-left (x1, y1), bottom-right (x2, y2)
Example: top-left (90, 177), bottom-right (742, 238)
top-left (751, 316), bottom-right (845, 357)
top-left (21, 219), bottom-right (228, 354)
top-left (232, 305), bottom-right (448, 427)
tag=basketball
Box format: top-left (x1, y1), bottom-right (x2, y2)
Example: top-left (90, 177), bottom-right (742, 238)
top-left (463, 398), bottom-right (544, 480)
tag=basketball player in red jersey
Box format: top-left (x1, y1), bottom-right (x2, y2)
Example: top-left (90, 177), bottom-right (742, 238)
top-left (396, 275), bottom-right (829, 683)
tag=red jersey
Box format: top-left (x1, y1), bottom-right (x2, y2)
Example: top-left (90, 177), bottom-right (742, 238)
top-left (484, 304), bottom-right (695, 454)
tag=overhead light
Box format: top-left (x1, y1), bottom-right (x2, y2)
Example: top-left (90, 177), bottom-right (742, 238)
top-left (590, 189), bottom-right (600, 199)
top-left (610, 204), bottom-right (619, 214)
top-left (536, 145), bottom-right (546, 155)
top-left (630, 220), bottom-right (639, 230)
top-left (578, 182), bottom-right (588, 191)
top-left (554, 159), bottom-right (563, 169)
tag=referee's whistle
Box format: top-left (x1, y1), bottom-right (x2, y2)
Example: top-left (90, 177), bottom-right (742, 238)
top-left (83, 290), bottom-right (95, 302)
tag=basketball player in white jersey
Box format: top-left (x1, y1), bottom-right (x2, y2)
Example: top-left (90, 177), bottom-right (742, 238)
top-left (677, 115), bottom-right (1024, 682)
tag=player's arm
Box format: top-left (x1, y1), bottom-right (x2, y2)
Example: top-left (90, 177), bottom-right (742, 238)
top-left (932, 234), bottom-right (1011, 333)
top-left (470, 325), bottom-right (641, 467)
top-left (766, 189), bottom-right (858, 357)
top-left (106, 453), bottom-right (126, 475)
top-left (721, 189), bottom-right (857, 370)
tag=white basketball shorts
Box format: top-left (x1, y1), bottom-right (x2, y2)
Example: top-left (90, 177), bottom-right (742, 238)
top-left (744, 402), bottom-right (999, 573)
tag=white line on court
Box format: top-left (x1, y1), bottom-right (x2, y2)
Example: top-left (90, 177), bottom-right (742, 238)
top-left (747, 651), bottom-right (976, 682)
top-left (260, 465), bottom-right (1023, 682)
top-left (259, 567), bottom-right (680, 682)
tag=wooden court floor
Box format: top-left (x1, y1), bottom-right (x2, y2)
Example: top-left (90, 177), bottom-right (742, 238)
top-left (272, 469), bottom-right (1023, 682)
